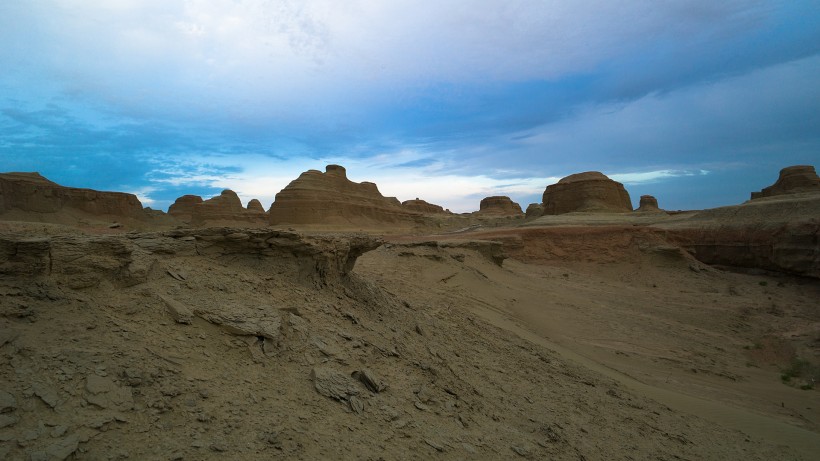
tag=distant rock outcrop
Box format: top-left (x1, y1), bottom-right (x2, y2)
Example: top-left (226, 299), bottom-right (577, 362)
top-left (247, 199), bottom-right (266, 213)
top-left (0, 172), bottom-right (145, 219)
top-left (750, 165), bottom-right (820, 199)
top-left (542, 172), bottom-right (632, 215)
top-left (476, 196), bottom-right (523, 216)
top-left (525, 203), bottom-right (544, 219)
top-left (167, 195), bottom-right (204, 221)
top-left (402, 198), bottom-right (447, 214)
top-left (636, 195), bottom-right (662, 212)
top-left (269, 165), bottom-right (420, 226)
top-left (169, 190), bottom-right (267, 226)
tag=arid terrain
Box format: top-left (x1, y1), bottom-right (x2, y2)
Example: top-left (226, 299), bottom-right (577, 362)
top-left (1, 166), bottom-right (819, 460)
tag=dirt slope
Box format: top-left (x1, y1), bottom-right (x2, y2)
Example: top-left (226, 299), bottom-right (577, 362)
top-left (0, 225), bottom-right (810, 460)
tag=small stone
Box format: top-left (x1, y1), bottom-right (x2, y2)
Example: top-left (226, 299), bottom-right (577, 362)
top-left (349, 396), bottom-right (364, 414)
top-left (0, 414), bottom-right (18, 429)
top-left (351, 369), bottom-right (387, 393)
top-left (424, 439), bottom-right (445, 452)
top-left (0, 391), bottom-right (17, 413)
top-left (32, 383), bottom-right (60, 409)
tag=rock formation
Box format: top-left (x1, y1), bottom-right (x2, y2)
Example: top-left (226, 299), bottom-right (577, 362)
top-left (247, 199), bottom-right (266, 213)
top-left (269, 165), bottom-right (421, 226)
top-left (401, 198), bottom-right (447, 214)
top-left (0, 172), bottom-right (145, 219)
top-left (636, 195), bottom-right (662, 212)
top-left (167, 195), bottom-right (203, 221)
top-left (750, 165), bottom-right (820, 199)
top-left (525, 203), bottom-right (544, 219)
top-left (169, 190), bottom-right (267, 226)
top-left (542, 172), bottom-right (632, 215)
top-left (476, 196), bottom-right (523, 216)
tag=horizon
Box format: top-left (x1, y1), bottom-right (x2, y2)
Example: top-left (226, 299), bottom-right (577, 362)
top-left (1, 1), bottom-right (819, 213)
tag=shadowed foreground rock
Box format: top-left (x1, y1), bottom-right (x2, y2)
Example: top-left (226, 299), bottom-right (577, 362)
top-left (542, 172), bottom-right (632, 215)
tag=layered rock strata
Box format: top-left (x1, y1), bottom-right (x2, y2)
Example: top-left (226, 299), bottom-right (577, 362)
top-left (636, 195), bottom-right (661, 212)
top-left (401, 198), bottom-right (447, 214)
top-left (476, 196), bottom-right (523, 216)
top-left (269, 165), bottom-right (421, 226)
top-left (751, 165), bottom-right (820, 199)
top-left (542, 172), bottom-right (632, 215)
top-left (0, 172), bottom-right (145, 219)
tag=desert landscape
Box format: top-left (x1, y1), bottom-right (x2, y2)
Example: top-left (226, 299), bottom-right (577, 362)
top-left (0, 164), bottom-right (818, 460)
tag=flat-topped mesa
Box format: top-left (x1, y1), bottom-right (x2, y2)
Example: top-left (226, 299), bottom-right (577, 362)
top-left (169, 190), bottom-right (267, 226)
top-left (476, 196), bottom-right (523, 216)
top-left (751, 165), bottom-right (820, 199)
top-left (0, 172), bottom-right (146, 219)
top-left (402, 198), bottom-right (447, 214)
top-left (542, 171), bottom-right (632, 215)
top-left (269, 165), bottom-right (420, 226)
top-left (636, 195), bottom-right (662, 212)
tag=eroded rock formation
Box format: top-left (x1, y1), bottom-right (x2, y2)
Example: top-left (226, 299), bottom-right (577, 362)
top-left (476, 196), bottom-right (523, 216)
top-left (169, 190), bottom-right (267, 226)
top-left (269, 165), bottom-right (420, 226)
top-left (525, 203), bottom-right (544, 219)
top-left (401, 198), bottom-right (446, 214)
top-left (0, 228), bottom-right (380, 288)
top-left (0, 172), bottom-right (145, 219)
top-left (636, 195), bottom-right (661, 212)
top-left (167, 195), bottom-right (203, 221)
top-left (542, 172), bottom-right (632, 215)
top-left (751, 165), bottom-right (820, 199)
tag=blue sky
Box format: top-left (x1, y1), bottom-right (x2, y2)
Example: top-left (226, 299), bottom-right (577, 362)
top-left (1, 1), bottom-right (818, 212)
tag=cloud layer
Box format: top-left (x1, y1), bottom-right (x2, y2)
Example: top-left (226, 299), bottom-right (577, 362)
top-left (1, 1), bottom-right (818, 212)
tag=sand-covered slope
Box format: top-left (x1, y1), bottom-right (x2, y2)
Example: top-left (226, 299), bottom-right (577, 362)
top-left (0, 225), bottom-right (810, 460)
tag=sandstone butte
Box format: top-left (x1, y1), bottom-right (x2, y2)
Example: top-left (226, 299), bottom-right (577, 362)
top-left (635, 194), bottom-right (662, 212)
top-left (750, 165), bottom-right (820, 199)
top-left (542, 171), bottom-right (633, 215)
top-left (401, 198), bottom-right (448, 214)
top-left (525, 203), bottom-right (544, 218)
top-left (269, 165), bottom-right (421, 226)
top-left (169, 190), bottom-right (267, 226)
top-left (0, 172), bottom-right (145, 219)
top-left (475, 196), bottom-right (523, 216)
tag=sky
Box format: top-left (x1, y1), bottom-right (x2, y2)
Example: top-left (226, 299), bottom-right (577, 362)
top-left (1, 1), bottom-right (818, 213)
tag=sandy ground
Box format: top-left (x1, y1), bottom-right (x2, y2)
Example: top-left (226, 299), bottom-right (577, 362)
top-left (0, 218), bottom-right (818, 460)
top-left (356, 225), bottom-right (820, 458)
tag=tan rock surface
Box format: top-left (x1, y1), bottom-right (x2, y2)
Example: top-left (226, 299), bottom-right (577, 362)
top-left (269, 165), bottom-right (422, 227)
top-left (0, 172), bottom-right (145, 219)
top-left (542, 171), bottom-right (632, 214)
top-left (401, 198), bottom-right (447, 214)
top-left (170, 191), bottom-right (267, 226)
top-left (476, 196), bottom-right (523, 216)
top-left (751, 165), bottom-right (820, 199)
top-left (636, 194), bottom-right (662, 212)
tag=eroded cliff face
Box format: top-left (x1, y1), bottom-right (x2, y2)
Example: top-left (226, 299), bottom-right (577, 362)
top-left (751, 165), bottom-right (820, 200)
top-left (660, 196), bottom-right (820, 278)
top-left (542, 172), bottom-right (632, 215)
top-left (476, 196), bottom-right (523, 216)
top-left (0, 228), bottom-right (381, 288)
top-left (0, 172), bottom-right (145, 219)
top-left (268, 165), bottom-right (423, 227)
